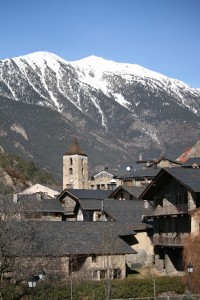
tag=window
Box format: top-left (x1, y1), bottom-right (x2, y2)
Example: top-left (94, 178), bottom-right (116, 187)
top-left (100, 269), bottom-right (107, 279)
top-left (92, 270), bottom-right (98, 279)
top-left (159, 224), bottom-right (163, 235)
top-left (92, 254), bottom-right (97, 262)
top-left (113, 268), bottom-right (121, 279)
top-left (135, 180), bottom-right (140, 187)
top-left (101, 184), bottom-right (105, 190)
top-left (69, 168), bottom-right (73, 175)
top-left (69, 157), bottom-right (73, 166)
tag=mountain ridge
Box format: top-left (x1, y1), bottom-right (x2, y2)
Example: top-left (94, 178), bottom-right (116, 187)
top-left (0, 52), bottom-right (200, 181)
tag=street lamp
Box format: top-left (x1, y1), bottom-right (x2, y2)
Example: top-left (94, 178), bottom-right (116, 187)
top-left (39, 269), bottom-right (46, 300)
top-left (28, 275), bottom-right (37, 300)
top-left (187, 262), bottom-right (193, 295)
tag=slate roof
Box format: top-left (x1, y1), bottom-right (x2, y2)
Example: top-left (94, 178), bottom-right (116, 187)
top-left (103, 199), bottom-right (152, 230)
top-left (5, 221), bottom-right (136, 256)
top-left (118, 168), bottom-right (159, 179)
top-left (0, 194), bottom-right (65, 213)
top-left (164, 168), bottom-right (200, 192)
top-left (77, 198), bottom-right (152, 230)
top-left (140, 168), bottom-right (200, 200)
top-left (59, 189), bottom-right (111, 200)
top-left (182, 157), bottom-right (200, 167)
top-left (108, 186), bottom-right (146, 199)
top-left (78, 199), bottom-right (103, 210)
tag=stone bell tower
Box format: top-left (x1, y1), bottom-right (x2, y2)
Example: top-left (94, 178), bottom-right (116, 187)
top-left (63, 137), bottom-right (88, 189)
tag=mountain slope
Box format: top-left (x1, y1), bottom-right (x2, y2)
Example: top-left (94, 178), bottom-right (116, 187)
top-left (0, 52), bottom-right (200, 181)
top-left (0, 147), bottom-right (56, 194)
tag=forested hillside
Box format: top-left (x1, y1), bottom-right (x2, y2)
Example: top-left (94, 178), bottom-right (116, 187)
top-left (0, 149), bottom-right (56, 194)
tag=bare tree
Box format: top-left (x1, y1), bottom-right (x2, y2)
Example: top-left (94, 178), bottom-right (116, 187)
top-left (183, 234), bottom-right (200, 294)
top-left (0, 194), bottom-right (44, 299)
top-left (0, 221), bottom-right (27, 299)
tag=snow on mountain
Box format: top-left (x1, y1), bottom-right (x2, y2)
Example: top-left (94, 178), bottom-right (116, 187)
top-left (71, 55), bottom-right (200, 114)
top-left (0, 51), bottom-right (200, 179)
top-left (1, 51), bottom-right (199, 115)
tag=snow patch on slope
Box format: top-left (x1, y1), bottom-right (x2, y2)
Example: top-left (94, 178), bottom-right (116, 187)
top-left (11, 124), bottom-right (28, 140)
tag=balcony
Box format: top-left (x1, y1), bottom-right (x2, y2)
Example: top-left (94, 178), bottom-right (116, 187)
top-left (152, 235), bottom-right (187, 247)
top-left (175, 204), bottom-right (188, 213)
top-left (152, 203), bottom-right (189, 216)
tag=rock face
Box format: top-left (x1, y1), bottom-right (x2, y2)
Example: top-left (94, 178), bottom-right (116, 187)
top-left (0, 52), bottom-right (200, 181)
top-left (0, 167), bottom-right (31, 193)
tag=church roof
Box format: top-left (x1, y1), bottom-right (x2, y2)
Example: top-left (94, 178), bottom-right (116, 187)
top-left (64, 137), bottom-right (87, 156)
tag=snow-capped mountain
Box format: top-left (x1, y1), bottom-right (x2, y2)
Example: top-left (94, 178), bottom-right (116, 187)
top-left (0, 52), bottom-right (200, 181)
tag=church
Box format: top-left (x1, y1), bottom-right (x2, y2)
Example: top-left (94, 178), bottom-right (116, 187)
top-left (63, 137), bottom-right (120, 190)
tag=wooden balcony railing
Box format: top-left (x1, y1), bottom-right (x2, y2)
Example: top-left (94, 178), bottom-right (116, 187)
top-left (152, 235), bottom-right (187, 247)
top-left (151, 203), bottom-right (189, 216)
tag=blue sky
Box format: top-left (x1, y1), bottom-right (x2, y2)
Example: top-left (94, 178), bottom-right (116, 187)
top-left (1, 0), bottom-right (199, 87)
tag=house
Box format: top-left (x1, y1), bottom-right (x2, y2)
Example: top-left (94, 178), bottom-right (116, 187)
top-left (19, 183), bottom-right (61, 198)
top-left (100, 199), bottom-right (154, 268)
top-left (57, 189), bottom-right (111, 220)
top-left (89, 169), bottom-right (120, 190)
top-left (5, 221), bottom-right (137, 281)
top-left (140, 167), bottom-right (200, 275)
top-left (0, 193), bottom-right (65, 221)
top-left (73, 197), bottom-right (154, 268)
top-left (118, 168), bottom-right (159, 187)
top-left (74, 199), bottom-right (107, 221)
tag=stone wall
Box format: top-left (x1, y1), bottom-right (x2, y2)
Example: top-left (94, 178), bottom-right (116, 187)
top-left (71, 254), bottom-right (126, 280)
top-left (126, 232), bottom-right (154, 268)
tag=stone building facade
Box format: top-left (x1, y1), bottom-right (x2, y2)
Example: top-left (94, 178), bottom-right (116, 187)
top-left (141, 168), bottom-right (200, 275)
top-left (63, 137), bottom-right (89, 189)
